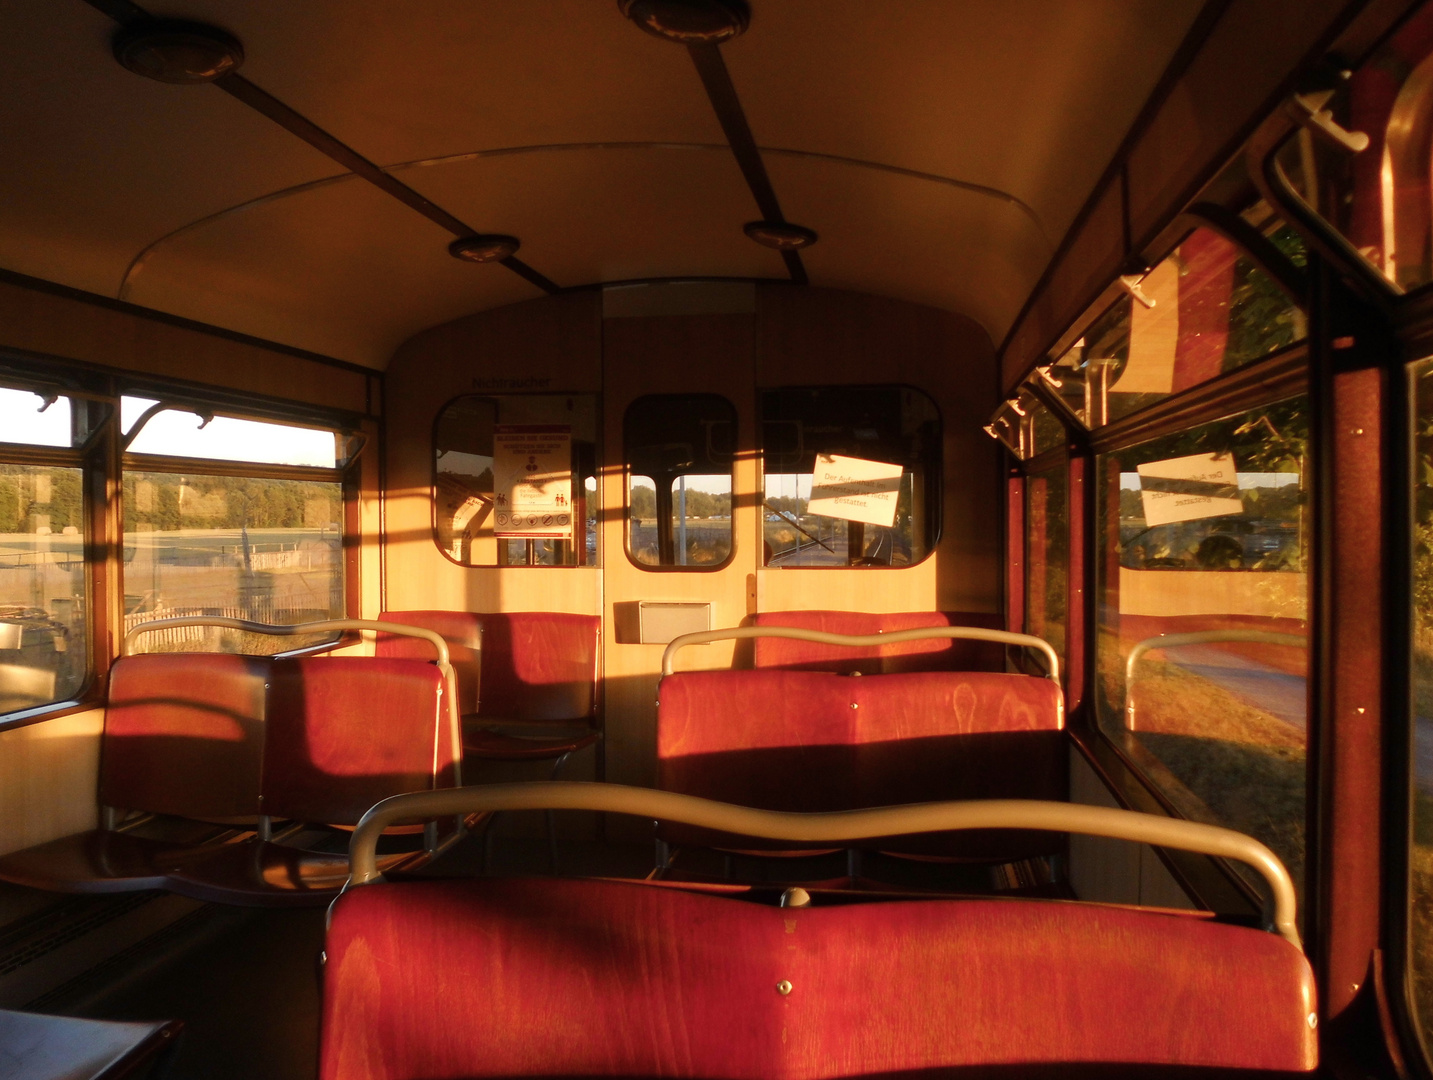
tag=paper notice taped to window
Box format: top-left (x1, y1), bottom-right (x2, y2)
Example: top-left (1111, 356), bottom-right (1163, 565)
top-left (808, 453), bottom-right (902, 528)
top-left (493, 425), bottom-right (573, 539)
top-left (1136, 452), bottom-right (1242, 527)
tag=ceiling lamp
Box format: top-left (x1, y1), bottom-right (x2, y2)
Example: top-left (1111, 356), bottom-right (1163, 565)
top-left (448, 236), bottom-right (521, 263)
top-left (743, 221), bottom-right (817, 251)
top-left (619, 0), bottom-right (751, 44)
top-left (112, 21), bottom-right (244, 84)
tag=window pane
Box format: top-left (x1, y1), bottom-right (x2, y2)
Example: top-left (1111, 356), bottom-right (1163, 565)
top-left (760, 386), bottom-right (940, 568)
top-left (0, 388), bottom-right (73, 448)
top-left (1095, 398), bottom-right (1309, 905)
top-left (0, 464), bottom-right (87, 712)
top-left (123, 396), bottom-right (340, 467)
top-left (123, 472), bottom-right (343, 654)
top-left (625, 395), bottom-right (735, 570)
top-left (1026, 464), bottom-right (1068, 668)
top-left (1409, 355), bottom-right (1433, 1035)
top-left (1051, 228), bottom-right (1305, 426)
top-left (433, 394), bottom-right (598, 567)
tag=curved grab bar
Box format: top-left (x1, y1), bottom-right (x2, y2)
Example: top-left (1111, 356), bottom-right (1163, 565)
top-left (346, 781), bottom-right (1299, 948)
top-left (1125, 630), bottom-right (1307, 729)
top-left (661, 625), bottom-right (1059, 681)
top-left (122, 616), bottom-right (450, 668)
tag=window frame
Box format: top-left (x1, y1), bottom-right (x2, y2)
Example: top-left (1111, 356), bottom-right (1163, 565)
top-left (429, 391), bottom-right (602, 570)
top-left (622, 392), bottom-right (738, 574)
top-left (757, 382), bottom-right (944, 571)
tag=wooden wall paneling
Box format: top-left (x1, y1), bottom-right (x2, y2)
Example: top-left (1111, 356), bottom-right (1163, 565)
top-left (381, 292), bottom-right (603, 616)
top-left (0, 709), bottom-right (103, 857)
top-left (1125, 0), bottom-right (1355, 248)
top-left (0, 278), bottom-right (368, 414)
top-left (754, 286), bottom-right (1002, 615)
top-left (601, 312), bottom-right (757, 816)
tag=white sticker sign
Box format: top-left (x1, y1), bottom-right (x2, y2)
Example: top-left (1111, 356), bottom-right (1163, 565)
top-left (807, 453), bottom-right (902, 528)
top-left (492, 425), bottom-right (573, 539)
top-left (1137, 452), bottom-right (1243, 527)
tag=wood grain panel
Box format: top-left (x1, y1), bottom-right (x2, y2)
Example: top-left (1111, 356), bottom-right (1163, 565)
top-left (0, 278), bottom-right (368, 413)
top-left (382, 292), bottom-right (603, 617)
top-left (755, 286), bottom-right (1002, 615)
top-left (0, 709), bottom-right (103, 857)
top-left (601, 313), bottom-right (757, 809)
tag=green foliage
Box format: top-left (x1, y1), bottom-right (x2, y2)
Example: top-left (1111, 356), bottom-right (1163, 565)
top-left (0, 465), bottom-right (83, 533)
top-left (122, 472), bottom-right (339, 532)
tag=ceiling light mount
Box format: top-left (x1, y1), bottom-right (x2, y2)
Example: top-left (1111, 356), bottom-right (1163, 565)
top-left (619, 0), bottom-right (751, 45)
top-left (112, 20), bottom-right (244, 84)
top-left (743, 221), bottom-right (817, 251)
top-left (448, 235), bottom-right (522, 263)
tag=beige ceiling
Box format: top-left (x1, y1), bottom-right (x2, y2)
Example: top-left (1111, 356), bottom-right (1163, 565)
top-left (0, 0), bottom-right (1207, 369)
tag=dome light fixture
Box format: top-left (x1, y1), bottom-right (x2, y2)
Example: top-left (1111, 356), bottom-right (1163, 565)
top-left (618, 0), bottom-right (751, 45)
top-left (743, 221), bottom-right (818, 251)
top-left (448, 235), bottom-right (521, 263)
top-left (112, 20), bottom-right (244, 84)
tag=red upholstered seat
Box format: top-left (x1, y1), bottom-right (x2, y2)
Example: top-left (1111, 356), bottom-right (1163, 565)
top-left (320, 877), bottom-right (1318, 1080)
top-left (657, 669), bottom-right (1066, 858)
top-left (0, 653), bottom-right (268, 894)
top-left (752, 609), bottom-right (1006, 673)
top-left (164, 656), bottom-right (461, 906)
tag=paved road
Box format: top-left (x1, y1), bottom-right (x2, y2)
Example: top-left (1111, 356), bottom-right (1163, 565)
top-left (1157, 644), bottom-right (1307, 732)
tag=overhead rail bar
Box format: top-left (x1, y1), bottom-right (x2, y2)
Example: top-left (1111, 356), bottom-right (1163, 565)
top-left (346, 781), bottom-right (1299, 947)
top-left (121, 616), bottom-right (450, 668)
top-left (661, 625), bottom-right (1060, 681)
top-left (1125, 630), bottom-right (1308, 729)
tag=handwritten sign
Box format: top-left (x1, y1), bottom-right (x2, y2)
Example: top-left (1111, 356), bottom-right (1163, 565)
top-left (808, 453), bottom-right (902, 528)
top-left (1137, 452), bottom-right (1243, 527)
top-left (493, 425), bottom-right (573, 539)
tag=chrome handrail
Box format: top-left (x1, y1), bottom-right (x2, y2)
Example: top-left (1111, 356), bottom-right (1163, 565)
top-left (121, 616), bottom-right (450, 668)
top-left (661, 625), bottom-right (1059, 681)
top-left (1124, 630), bottom-right (1307, 729)
top-left (345, 781), bottom-right (1300, 948)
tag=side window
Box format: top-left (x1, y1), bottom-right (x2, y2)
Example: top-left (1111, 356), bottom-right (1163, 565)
top-left (1047, 225), bottom-right (1306, 426)
top-left (0, 387), bottom-right (93, 715)
top-left (1094, 397), bottom-right (1310, 906)
top-left (1025, 463), bottom-right (1068, 668)
top-left (759, 385), bottom-right (941, 568)
top-left (433, 394), bottom-right (599, 568)
top-left (121, 396), bottom-right (348, 654)
top-left (1409, 356), bottom-right (1433, 1037)
top-left (624, 394), bottom-right (735, 570)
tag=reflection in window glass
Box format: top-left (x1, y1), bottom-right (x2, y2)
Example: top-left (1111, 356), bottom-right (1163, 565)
top-left (123, 396), bottom-right (339, 467)
top-left (1095, 397), bottom-right (1309, 905)
top-left (1026, 465), bottom-right (1068, 667)
top-left (1029, 394), bottom-right (1065, 458)
top-left (625, 395), bottom-right (735, 570)
top-left (123, 473), bottom-right (343, 655)
top-left (1050, 227), bottom-right (1306, 426)
top-left (0, 464), bottom-right (87, 712)
top-left (1409, 357), bottom-right (1433, 1035)
top-left (433, 395), bottom-right (598, 568)
top-left (760, 386), bottom-right (941, 568)
top-left (1271, 5), bottom-right (1433, 294)
top-left (0, 388), bottom-right (73, 448)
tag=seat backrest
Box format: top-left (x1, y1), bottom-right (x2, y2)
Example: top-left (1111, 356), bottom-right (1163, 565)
top-left (657, 669), bottom-right (1066, 855)
top-left (375, 610), bottom-right (482, 716)
top-left (751, 609), bottom-right (1006, 673)
top-left (100, 653), bottom-right (269, 822)
top-left (476, 612), bottom-right (599, 722)
top-left (377, 610), bottom-right (599, 722)
top-left (262, 657), bottom-right (454, 826)
top-left (321, 878), bottom-right (1318, 1080)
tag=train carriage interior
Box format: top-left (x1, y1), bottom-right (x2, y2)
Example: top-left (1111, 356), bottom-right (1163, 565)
top-left (4, 0), bottom-right (1433, 1077)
